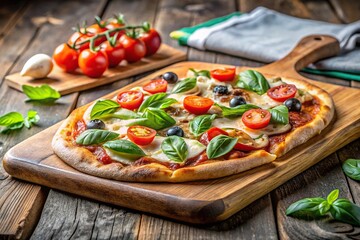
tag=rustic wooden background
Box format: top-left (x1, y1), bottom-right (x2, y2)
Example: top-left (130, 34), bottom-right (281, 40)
top-left (0, 0), bottom-right (359, 239)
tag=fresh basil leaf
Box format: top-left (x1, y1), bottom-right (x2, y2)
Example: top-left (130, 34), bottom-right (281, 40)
top-left (206, 135), bottom-right (237, 159)
top-left (171, 77), bottom-right (197, 94)
top-left (22, 84), bottom-right (61, 103)
top-left (138, 93), bottom-right (167, 112)
top-left (141, 108), bottom-right (175, 130)
top-left (24, 110), bottom-right (40, 128)
top-left (161, 136), bottom-right (188, 162)
top-left (110, 108), bottom-right (141, 120)
top-left (342, 159), bottom-right (360, 181)
top-left (151, 98), bottom-right (178, 109)
top-left (189, 114), bottom-right (216, 137)
top-left (269, 105), bottom-right (289, 125)
top-left (215, 103), bottom-right (259, 118)
top-left (327, 189), bottom-right (339, 204)
top-left (90, 100), bottom-right (120, 120)
top-left (286, 197), bottom-right (325, 219)
top-left (0, 112), bottom-right (24, 126)
top-left (189, 68), bottom-right (211, 78)
top-left (330, 198), bottom-right (360, 226)
top-left (319, 201), bottom-right (331, 216)
top-left (237, 70), bottom-right (270, 95)
top-left (1, 122), bottom-right (25, 133)
top-left (76, 129), bottom-right (119, 145)
top-left (103, 139), bottom-right (146, 159)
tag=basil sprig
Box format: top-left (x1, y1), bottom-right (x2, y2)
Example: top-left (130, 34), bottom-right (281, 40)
top-left (206, 135), bottom-right (238, 159)
top-left (269, 105), bottom-right (289, 125)
top-left (286, 189), bottom-right (360, 226)
top-left (237, 70), bottom-right (270, 95)
top-left (138, 93), bottom-right (177, 112)
top-left (90, 100), bottom-right (120, 119)
top-left (342, 159), bottom-right (360, 181)
top-left (140, 108), bottom-right (176, 130)
top-left (171, 77), bottom-right (197, 94)
top-left (76, 129), bottom-right (119, 145)
top-left (161, 136), bottom-right (188, 162)
top-left (189, 114), bottom-right (216, 137)
top-left (215, 103), bottom-right (259, 118)
top-left (103, 139), bottom-right (146, 159)
top-left (22, 84), bottom-right (61, 103)
top-left (0, 110), bottom-right (40, 133)
top-left (189, 68), bottom-right (211, 78)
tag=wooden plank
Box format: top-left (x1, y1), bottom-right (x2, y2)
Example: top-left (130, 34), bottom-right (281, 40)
top-left (0, 0), bottom-right (109, 238)
top-left (329, 0), bottom-right (360, 23)
top-left (0, 0), bottom-right (27, 38)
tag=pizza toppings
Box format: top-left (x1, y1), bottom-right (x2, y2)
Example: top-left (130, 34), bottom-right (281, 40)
top-left (229, 96), bottom-right (247, 107)
top-left (161, 136), bottom-right (188, 162)
top-left (189, 114), bottom-right (216, 137)
top-left (237, 70), bottom-right (270, 95)
top-left (142, 79), bottom-right (168, 94)
top-left (183, 96), bottom-right (214, 115)
top-left (213, 85), bottom-right (229, 95)
top-left (171, 77), bottom-right (197, 94)
top-left (87, 119), bottom-right (105, 129)
top-left (162, 72), bottom-right (178, 83)
top-left (116, 90), bottom-right (144, 110)
top-left (166, 126), bottom-right (185, 137)
top-left (206, 135), bottom-right (238, 159)
top-left (76, 129), bottom-right (119, 145)
top-left (242, 109), bottom-right (271, 129)
top-left (210, 68), bottom-right (236, 82)
top-left (284, 98), bottom-right (302, 112)
top-left (127, 125), bottom-right (156, 145)
top-left (199, 127), bottom-right (228, 145)
top-left (227, 129), bottom-right (269, 151)
top-left (267, 84), bottom-right (297, 102)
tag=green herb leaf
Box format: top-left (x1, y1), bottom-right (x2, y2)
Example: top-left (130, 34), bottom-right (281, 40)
top-left (24, 110), bottom-right (40, 128)
top-left (90, 100), bottom-right (120, 120)
top-left (286, 198), bottom-right (325, 219)
top-left (103, 139), bottom-right (146, 159)
top-left (215, 103), bottom-right (259, 118)
top-left (269, 105), bottom-right (289, 125)
top-left (237, 70), bottom-right (270, 95)
top-left (171, 77), bottom-right (197, 94)
top-left (138, 93), bottom-right (167, 112)
top-left (151, 98), bottom-right (178, 109)
top-left (189, 68), bottom-right (211, 78)
top-left (189, 114), bottom-right (216, 137)
top-left (206, 135), bottom-right (237, 159)
top-left (161, 136), bottom-right (188, 162)
top-left (22, 84), bottom-right (61, 103)
top-left (330, 198), bottom-right (360, 226)
top-left (110, 108), bottom-right (141, 120)
top-left (342, 159), bottom-right (360, 181)
top-left (0, 112), bottom-right (24, 126)
top-left (140, 108), bottom-right (176, 130)
top-left (319, 201), bottom-right (331, 216)
top-left (327, 189), bottom-right (339, 204)
top-left (76, 129), bottom-right (119, 145)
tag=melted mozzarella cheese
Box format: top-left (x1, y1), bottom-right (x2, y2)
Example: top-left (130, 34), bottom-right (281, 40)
top-left (247, 92), bottom-right (281, 109)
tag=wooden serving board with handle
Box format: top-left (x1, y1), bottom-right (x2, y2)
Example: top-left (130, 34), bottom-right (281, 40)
top-left (5, 44), bottom-right (186, 95)
top-left (3, 35), bottom-right (360, 224)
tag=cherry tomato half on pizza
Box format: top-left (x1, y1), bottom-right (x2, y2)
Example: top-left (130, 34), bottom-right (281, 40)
top-left (242, 109), bottom-right (271, 129)
top-left (183, 96), bottom-right (214, 115)
top-left (210, 68), bottom-right (236, 82)
top-left (127, 125), bottom-right (156, 145)
top-left (267, 84), bottom-right (297, 102)
top-left (199, 127), bottom-right (228, 145)
top-left (116, 90), bottom-right (144, 110)
top-left (142, 79), bottom-right (168, 94)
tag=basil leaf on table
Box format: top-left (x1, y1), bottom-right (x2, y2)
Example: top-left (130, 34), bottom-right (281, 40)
top-left (189, 114), bottom-right (216, 137)
top-left (22, 84), bottom-right (61, 103)
top-left (206, 135), bottom-right (237, 159)
top-left (0, 112), bottom-right (24, 126)
top-left (161, 136), bottom-right (188, 162)
top-left (171, 77), bottom-right (197, 94)
top-left (189, 68), bottom-right (211, 78)
top-left (286, 197), bottom-right (326, 219)
top-left (24, 110), bottom-right (40, 128)
top-left (103, 139), bottom-right (146, 159)
top-left (342, 159), bottom-right (360, 181)
top-left (269, 105), bottom-right (289, 125)
top-left (90, 100), bottom-right (120, 119)
top-left (140, 108), bottom-right (176, 130)
top-left (76, 129), bottom-right (119, 145)
top-left (236, 70), bottom-right (270, 95)
top-left (138, 93), bottom-right (167, 112)
top-left (330, 198), bottom-right (360, 226)
top-left (215, 103), bottom-right (259, 118)
top-left (0, 110), bottom-right (39, 133)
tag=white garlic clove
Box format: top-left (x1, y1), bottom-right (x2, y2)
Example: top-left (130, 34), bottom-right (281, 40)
top-left (20, 53), bottom-right (53, 79)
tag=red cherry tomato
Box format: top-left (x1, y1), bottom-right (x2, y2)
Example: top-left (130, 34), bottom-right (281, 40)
top-left (127, 125), bottom-right (156, 145)
top-left (116, 90), bottom-right (144, 110)
top-left (106, 21), bottom-right (126, 39)
top-left (199, 127), bottom-right (228, 145)
top-left (87, 23), bottom-right (108, 46)
top-left (53, 43), bottom-right (79, 72)
top-left (68, 31), bottom-right (93, 51)
top-left (119, 34), bottom-right (146, 63)
top-left (210, 68), bottom-right (236, 82)
top-left (78, 49), bottom-right (108, 78)
top-left (267, 84), bottom-right (297, 102)
top-left (242, 109), bottom-right (271, 129)
top-left (100, 41), bottom-right (125, 68)
top-left (183, 96), bottom-right (214, 115)
top-left (142, 79), bottom-right (168, 94)
top-left (139, 29), bottom-right (162, 57)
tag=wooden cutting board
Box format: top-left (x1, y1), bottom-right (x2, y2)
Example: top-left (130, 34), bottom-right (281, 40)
top-left (3, 35), bottom-right (360, 224)
top-left (5, 44), bottom-right (186, 95)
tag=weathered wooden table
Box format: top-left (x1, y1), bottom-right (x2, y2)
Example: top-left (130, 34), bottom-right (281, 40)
top-left (0, 0), bottom-right (359, 239)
